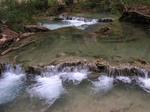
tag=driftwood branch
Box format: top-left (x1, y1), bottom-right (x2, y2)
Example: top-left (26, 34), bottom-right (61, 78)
top-left (1, 40), bottom-right (35, 56)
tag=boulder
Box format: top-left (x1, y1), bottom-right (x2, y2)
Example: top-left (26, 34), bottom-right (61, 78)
top-left (120, 11), bottom-right (150, 24)
top-left (119, 5), bottom-right (150, 25)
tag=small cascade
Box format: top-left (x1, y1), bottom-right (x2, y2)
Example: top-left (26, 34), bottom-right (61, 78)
top-left (116, 76), bottom-right (132, 84)
top-left (42, 15), bottom-right (98, 30)
top-left (27, 65), bottom-right (89, 105)
top-left (0, 65), bottom-right (25, 105)
top-left (0, 63), bottom-right (150, 108)
top-left (28, 75), bottom-right (65, 105)
top-left (60, 70), bottom-right (88, 85)
top-left (136, 69), bottom-right (150, 93)
top-left (92, 75), bottom-right (114, 93)
top-left (60, 15), bottom-right (98, 28)
top-left (59, 15), bottom-right (98, 23)
top-left (38, 64), bottom-right (90, 85)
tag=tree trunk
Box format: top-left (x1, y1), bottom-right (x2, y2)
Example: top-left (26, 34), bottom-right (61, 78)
top-left (42, 0), bottom-right (48, 9)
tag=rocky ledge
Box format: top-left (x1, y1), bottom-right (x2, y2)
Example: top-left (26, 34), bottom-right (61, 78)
top-left (120, 5), bottom-right (150, 25)
top-left (0, 59), bottom-right (149, 80)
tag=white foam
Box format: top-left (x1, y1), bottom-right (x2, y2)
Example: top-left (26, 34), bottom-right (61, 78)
top-left (137, 77), bottom-right (150, 93)
top-left (43, 17), bottom-right (97, 30)
top-left (28, 75), bottom-right (65, 105)
top-left (60, 70), bottom-right (88, 85)
top-left (116, 76), bottom-right (132, 84)
top-left (92, 76), bottom-right (114, 93)
top-left (136, 70), bottom-right (150, 93)
top-left (63, 19), bottom-right (97, 28)
top-left (0, 65), bottom-right (25, 105)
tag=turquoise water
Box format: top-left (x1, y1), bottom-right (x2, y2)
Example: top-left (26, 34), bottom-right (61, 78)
top-left (2, 82), bottom-right (150, 112)
top-left (1, 21), bottom-right (149, 65)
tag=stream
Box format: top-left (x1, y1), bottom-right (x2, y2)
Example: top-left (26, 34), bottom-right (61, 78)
top-left (0, 14), bottom-right (150, 112)
top-left (1, 15), bottom-right (150, 65)
top-left (0, 65), bottom-right (150, 112)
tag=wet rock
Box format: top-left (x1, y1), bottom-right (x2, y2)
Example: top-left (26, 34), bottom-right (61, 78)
top-left (25, 66), bottom-right (42, 75)
top-left (108, 67), bottom-right (120, 77)
top-left (59, 15), bottom-right (96, 22)
top-left (22, 61), bottom-right (149, 79)
top-left (87, 63), bottom-right (98, 72)
top-left (24, 25), bottom-right (50, 32)
top-left (87, 73), bottom-right (100, 80)
top-left (107, 67), bottom-right (144, 77)
top-left (57, 61), bottom-right (85, 71)
top-left (148, 71), bottom-right (150, 77)
top-left (96, 63), bottom-right (108, 73)
top-left (134, 58), bottom-right (148, 65)
top-left (98, 18), bottom-right (113, 22)
top-left (130, 68), bottom-right (145, 77)
top-left (0, 63), bottom-right (5, 76)
top-left (0, 59), bottom-right (148, 80)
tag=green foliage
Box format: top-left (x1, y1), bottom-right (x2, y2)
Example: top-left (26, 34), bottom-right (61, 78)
top-left (48, 0), bottom-right (58, 5)
top-left (0, 0), bottom-right (44, 32)
top-left (122, 0), bottom-right (150, 5)
top-left (0, 0), bottom-right (149, 32)
top-left (77, 0), bottom-right (117, 13)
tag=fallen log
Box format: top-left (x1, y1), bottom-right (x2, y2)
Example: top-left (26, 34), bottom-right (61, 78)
top-left (1, 40), bottom-right (35, 56)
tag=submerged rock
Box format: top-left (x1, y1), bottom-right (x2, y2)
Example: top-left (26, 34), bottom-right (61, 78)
top-left (98, 18), bottom-right (113, 23)
top-left (24, 25), bottom-right (50, 32)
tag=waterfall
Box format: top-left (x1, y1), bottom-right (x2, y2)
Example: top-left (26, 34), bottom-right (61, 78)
top-left (137, 70), bottom-right (150, 93)
top-left (28, 75), bottom-right (65, 105)
top-left (28, 66), bottom-right (89, 105)
top-left (116, 76), bottom-right (132, 84)
top-left (0, 63), bottom-right (150, 107)
top-left (0, 65), bottom-right (25, 105)
top-left (42, 16), bottom-right (98, 30)
top-left (92, 75), bottom-right (114, 93)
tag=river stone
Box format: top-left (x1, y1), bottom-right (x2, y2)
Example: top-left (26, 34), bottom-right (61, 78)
top-left (98, 18), bottom-right (113, 23)
top-left (148, 71), bottom-right (150, 78)
top-left (96, 63), bottom-right (108, 73)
